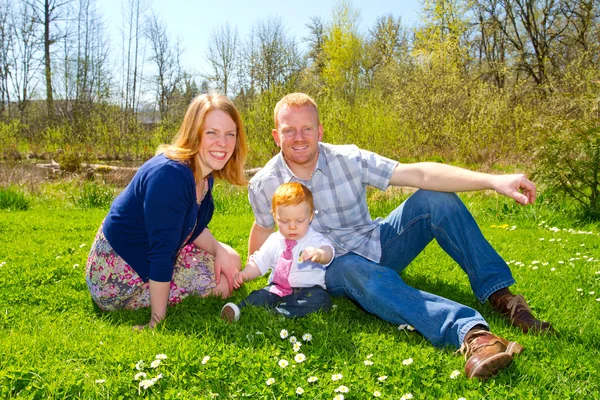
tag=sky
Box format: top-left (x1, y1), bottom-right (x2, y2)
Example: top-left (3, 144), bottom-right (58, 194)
top-left (99, 0), bottom-right (423, 77)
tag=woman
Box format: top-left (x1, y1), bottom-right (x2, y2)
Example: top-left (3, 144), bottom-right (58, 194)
top-left (85, 93), bottom-right (248, 329)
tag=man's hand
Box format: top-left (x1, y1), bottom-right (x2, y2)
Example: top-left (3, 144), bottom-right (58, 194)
top-left (492, 174), bottom-right (536, 205)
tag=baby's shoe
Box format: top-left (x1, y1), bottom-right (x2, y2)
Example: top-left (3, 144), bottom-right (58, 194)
top-left (220, 303), bottom-right (241, 323)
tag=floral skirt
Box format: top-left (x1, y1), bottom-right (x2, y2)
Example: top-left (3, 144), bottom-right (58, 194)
top-left (85, 224), bottom-right (217, 311)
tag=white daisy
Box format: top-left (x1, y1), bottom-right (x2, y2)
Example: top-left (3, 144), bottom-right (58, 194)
top-left (296, 387), bottom-right (304, 395)
top-left (400, 394), bottom-right (413, 400)
top-left (450, 370), bottom-right (460, 379)
top-left (202, 356), bottom-right (210, 365)
top-left (150, 359), bottom-right (161, 368)
top-left (135, 360), bottom-right (145, 371)
top-left (266, 378), bottom-right (275, 386)
top-left (307, 376), bottom-right (318, 383)
top-left (335, 385), bottom-right (349, 393)
top-left (373, 391), bottom-right (381, 397)
top-left (289, 336), bottom-right (297, 343)
top-left (280, 329), bottom-right (289, 339)
top-left (332, 373), bottom-right (343, 381)
top-left (134, 372), bottom-right (147, 380)
top-left (295, 353), bottom-right (306, 363)
top-left (333, 395), bottom-right (344, 400)
top-left (364, 360), bottom-right (374, 366)
top-left (95, 379), bottom-right (105, 384)
top-left (402, 358), bottom-right (413, 365)
top-left (302, 333), bottom-right (313, 342)
top-left (278, 359), bottom-right (289, 368)
top-left (155, 354), bottom-right (167, 360)
top-left (378, 376), bottom-right (387, 382)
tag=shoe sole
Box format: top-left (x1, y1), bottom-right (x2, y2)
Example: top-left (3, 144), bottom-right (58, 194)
top-left (220, 305), bottom-right (238, 323)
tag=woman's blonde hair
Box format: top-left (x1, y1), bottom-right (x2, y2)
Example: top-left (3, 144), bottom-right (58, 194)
top-left (157, 93), bottom-right (248, 185)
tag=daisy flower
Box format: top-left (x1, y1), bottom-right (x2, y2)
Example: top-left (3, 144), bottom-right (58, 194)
top-left (400, 394), bottom-right (413, 400)
top-left (378, 376), bottom-right (387, 382)
top-left (155, 354), bottom-right (167, 360)
top-left (302, 333), bottom-right (312, 342)
top-left (373, 391), bottom-right (381, 397)
top-left (366, 354), bottom-right (373, 359)
top-left (139, 379), bottom-right (155, 389)
top-left (266, 378), bottom-right (275, 386)
top-left (150, 359), bottom-right (161, 368)
top-left (289, 336), bottom-right (297, 343)
top-left (202, 356), bottom-right (210, 365)
top-left (278, 359), bottom-right (289, 368)
top-left (364, 360), bottom-right (374, 366)
top-left (295, 353), bottom-right (306, 363)
top-left (307, 376), bottom-right (318, 383)
top-left (458, 398), bottom-right (467, 400)
top-left (332, 373), bottom-right (343, 381)
top-left (293, 342), bottom-right (302, 352)
top-left (280, 329), bottom-right (289, 339)
top-left (296, 387), bottom-right (304, 395)
top-left (333, 395), bottom-right (344, 400)
top-left (335, 385), bottom-right (349, 393)
top-left (135, 360), bottom-right (145, 371)
top-left (402, 358), bottom-right (413, 365)
top-left (134, 372), bottom-right (147, 380)
top-left (95, 379), bottom-right (105, 384)
top-left (450, 370), bottom-right (460, 379)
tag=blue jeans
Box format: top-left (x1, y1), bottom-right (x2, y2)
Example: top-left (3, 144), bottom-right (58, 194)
top-left (240, 285), bottom-right (332, 318)
top-left (325, 190), bottom-right (515, 348)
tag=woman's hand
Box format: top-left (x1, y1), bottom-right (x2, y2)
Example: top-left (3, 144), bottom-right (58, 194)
top-left (214, 243), bottom-right (241, 294)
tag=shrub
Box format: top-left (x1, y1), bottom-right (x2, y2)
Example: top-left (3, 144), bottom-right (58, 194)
top-left (534, 119), bottom-right (600, 220)
top-left (0, 186), bottom-right (30, 211)
top-left (57, 150), bottom-right (84, 173)
top-left (72, 182), bottom-right (116, 209)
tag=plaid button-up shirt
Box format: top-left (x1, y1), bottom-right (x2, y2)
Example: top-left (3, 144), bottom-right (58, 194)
top-left (248, 143), bottom-right (398, 262)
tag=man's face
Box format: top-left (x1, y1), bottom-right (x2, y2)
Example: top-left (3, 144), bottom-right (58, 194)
top-left (272, 104), bottom-right (323, 173)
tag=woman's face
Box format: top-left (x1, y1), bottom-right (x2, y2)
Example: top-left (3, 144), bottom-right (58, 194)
top-left (198, 109), bottom-right (237, 176)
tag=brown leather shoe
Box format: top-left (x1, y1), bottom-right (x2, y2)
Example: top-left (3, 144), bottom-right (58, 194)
top-left (489, 291), bottom-right (552, 333)
top-left (459, 330), bottom-right (523, 380)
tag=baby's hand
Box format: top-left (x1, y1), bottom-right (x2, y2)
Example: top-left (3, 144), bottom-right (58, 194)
top-left (233, 272), bottom-right (247, 289)
top-left (301, 246), bottom-right (322, 263)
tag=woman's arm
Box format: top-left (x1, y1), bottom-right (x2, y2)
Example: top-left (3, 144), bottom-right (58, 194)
top-left (193, 228), bottom-right (241, 293)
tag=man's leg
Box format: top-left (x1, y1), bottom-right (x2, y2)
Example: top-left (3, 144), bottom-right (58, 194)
top-left (325, 253), bottom-right (487, 348)
top-left (380, 189), bottom-right (550, 332)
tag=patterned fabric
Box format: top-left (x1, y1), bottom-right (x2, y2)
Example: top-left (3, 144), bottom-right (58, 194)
top-left (85, 224), bottom-right (217, 311)
top-left (270, 239), bottom-right (297, 296)
top-left (249, 143), bottom-right (397, 262)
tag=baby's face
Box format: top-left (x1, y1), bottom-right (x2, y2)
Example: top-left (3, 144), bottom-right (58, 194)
top-left (274, 202), bottom-right (312, 241)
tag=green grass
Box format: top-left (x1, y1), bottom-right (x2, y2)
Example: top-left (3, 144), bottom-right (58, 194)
top-left (1, 186), bottom-right (599, 399)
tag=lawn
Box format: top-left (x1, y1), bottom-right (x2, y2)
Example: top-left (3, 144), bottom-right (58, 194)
top-left (0, 186), bottom-right (599, 399)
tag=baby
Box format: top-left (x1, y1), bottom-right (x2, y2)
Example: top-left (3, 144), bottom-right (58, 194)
top-left (221, 182), bottom-right (334, 322)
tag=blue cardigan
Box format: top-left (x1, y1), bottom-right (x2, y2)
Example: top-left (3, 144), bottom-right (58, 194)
top-left (103, 154), bottom-right (214, 282)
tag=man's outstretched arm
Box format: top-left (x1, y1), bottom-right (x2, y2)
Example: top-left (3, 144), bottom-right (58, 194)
top-left (390, 162), bottom-right (536, 205)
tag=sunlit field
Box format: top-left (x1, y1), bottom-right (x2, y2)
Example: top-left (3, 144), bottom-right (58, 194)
top-left (1, 183), bottom-right (599, 399)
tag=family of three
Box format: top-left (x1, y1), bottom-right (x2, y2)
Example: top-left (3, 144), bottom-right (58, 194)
top-left (85, 92), bottom-right (551, 380)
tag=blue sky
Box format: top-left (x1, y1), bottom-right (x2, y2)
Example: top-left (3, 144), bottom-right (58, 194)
top-left (99, 0), bottom-right (422, 77)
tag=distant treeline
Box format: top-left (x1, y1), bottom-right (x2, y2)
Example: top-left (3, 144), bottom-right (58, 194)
top-left (0, 0), bottom-right (599, 170)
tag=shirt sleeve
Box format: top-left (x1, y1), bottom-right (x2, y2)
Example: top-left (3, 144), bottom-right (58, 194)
top-left (143, 164), bottom-right (194, 282)
top-left (249, 233), bottom-right (279, 275)
top-left (358, 148), bottom-right (398, 190)
top-left (248, 180), bottom-right (276, 229)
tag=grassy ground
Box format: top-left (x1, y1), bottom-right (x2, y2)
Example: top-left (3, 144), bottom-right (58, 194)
top-left (0, 185), bottom-right (599, 399)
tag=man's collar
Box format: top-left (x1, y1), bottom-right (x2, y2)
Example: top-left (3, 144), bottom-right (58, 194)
top-left (275, 144), bottom-right (325, 182)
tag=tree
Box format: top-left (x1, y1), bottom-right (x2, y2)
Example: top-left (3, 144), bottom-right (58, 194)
top-left (205, 23), bottom-right (238, 96)
top-left (146, 12), bottom-right (182, 122)
top-left (27, 0), bottom-right (71, 123)
top-left (245, 17), bottom-right (302, 93)
top-left (0, 0), bottom-right (13, 119)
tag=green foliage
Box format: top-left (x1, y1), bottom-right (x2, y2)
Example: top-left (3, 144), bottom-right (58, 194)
top-left (534, 119), bottom-right (600, 220)
top-left (71, 181), bottom-right (117, 209)
top-left (0, 186), bottom-right (30, 211)
top-left (57, 149), bottom-right (85, 172)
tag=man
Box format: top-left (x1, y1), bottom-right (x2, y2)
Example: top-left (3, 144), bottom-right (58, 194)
top-left (247, 93), bottom-right (551, 380)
